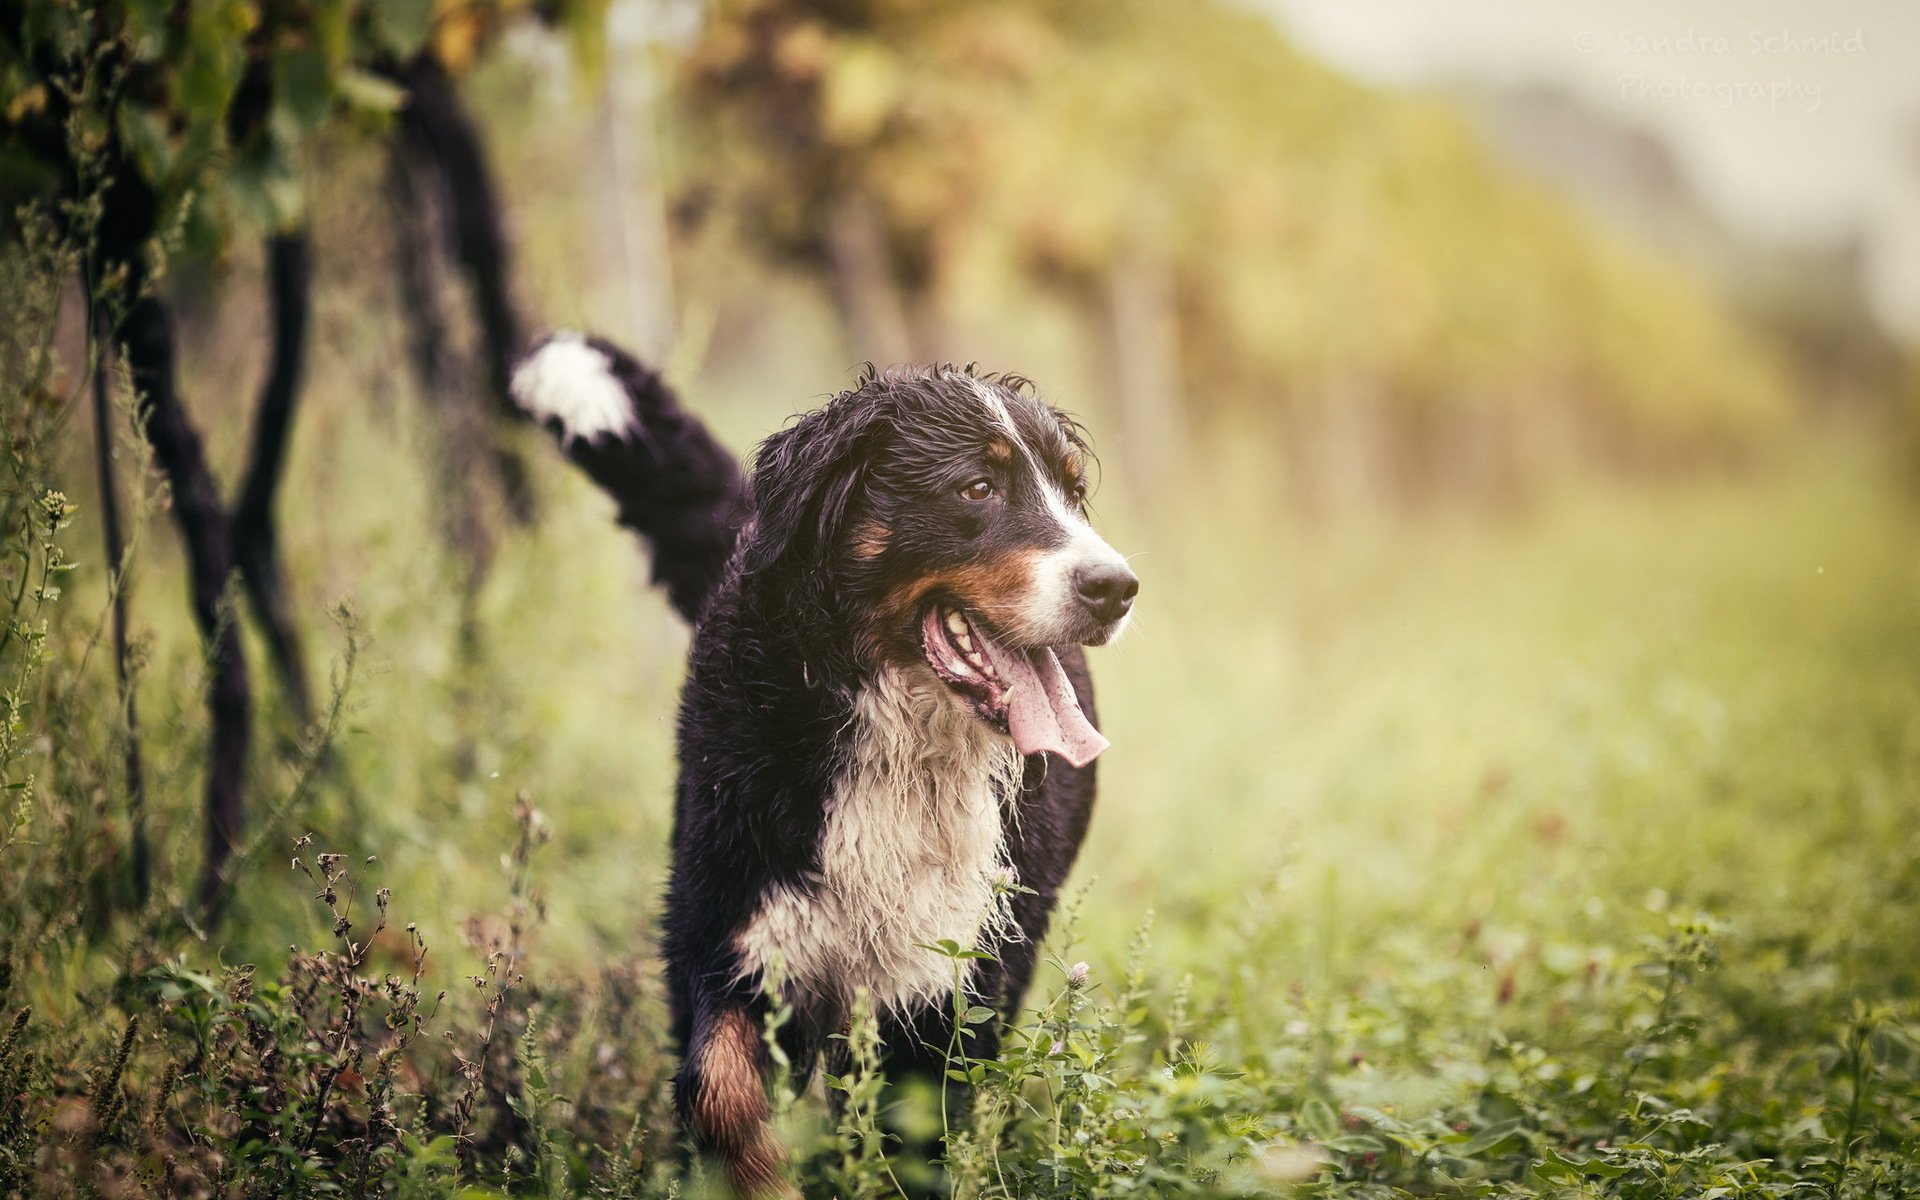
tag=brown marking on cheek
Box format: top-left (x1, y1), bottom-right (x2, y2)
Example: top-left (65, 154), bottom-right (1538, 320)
top-left (850, 521), bottom-right (890, 560)
top-left (863, 549), bottom-right (1046, 663)
top-left (938, 552), bottom-right (1046, 614)
top-left (686, 1007), bottom-right (790, 1194)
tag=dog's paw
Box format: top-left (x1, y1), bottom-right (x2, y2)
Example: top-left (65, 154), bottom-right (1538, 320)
top-left (510, 331), bottom-right (639, 446)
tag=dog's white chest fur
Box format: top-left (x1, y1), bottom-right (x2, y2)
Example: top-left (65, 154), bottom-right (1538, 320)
top-left (734, 668), bottom-right (1023, 1013)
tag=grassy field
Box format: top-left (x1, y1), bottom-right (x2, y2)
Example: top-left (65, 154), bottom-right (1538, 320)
top-left (8, 289), bottom-right (1920, 1198)
top-left (5, 4), bottom-right (1914, 1191)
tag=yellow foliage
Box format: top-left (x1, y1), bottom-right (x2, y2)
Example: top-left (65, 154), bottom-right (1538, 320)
top-left (668, 0), bottom-right (1795, 480)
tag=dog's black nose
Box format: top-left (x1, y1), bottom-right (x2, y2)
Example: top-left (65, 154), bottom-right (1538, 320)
top-left (1073, 562), bottom-right (1138, 622)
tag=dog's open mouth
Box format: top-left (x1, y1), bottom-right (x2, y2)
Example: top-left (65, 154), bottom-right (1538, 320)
top-left (920, 606), bottom-right (1109, 768)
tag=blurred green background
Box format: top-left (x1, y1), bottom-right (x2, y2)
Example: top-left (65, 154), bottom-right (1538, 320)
top-left (78, 0), bottom-right (1913, 960)
top-left (6, 0), bottom-right (1920, 1193)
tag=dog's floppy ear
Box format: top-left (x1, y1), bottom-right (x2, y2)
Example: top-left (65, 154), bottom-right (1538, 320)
top-left (743, 391), bottom-right (886, 578)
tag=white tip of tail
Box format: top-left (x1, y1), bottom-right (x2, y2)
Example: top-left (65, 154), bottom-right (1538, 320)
top-left (510, 332), bottom-right (635, 445)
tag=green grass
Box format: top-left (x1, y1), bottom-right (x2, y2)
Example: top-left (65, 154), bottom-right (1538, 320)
top-left (5, 202), bottom-right (1919, 1193)
top-left (11, 367), bottom-right (1920, 1195)
top-left (7, 17), bottom-right (1915, 1189)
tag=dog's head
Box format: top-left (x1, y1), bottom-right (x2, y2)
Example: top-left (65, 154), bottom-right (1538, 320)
top-left (743, 366), bottom-right (1136, 765)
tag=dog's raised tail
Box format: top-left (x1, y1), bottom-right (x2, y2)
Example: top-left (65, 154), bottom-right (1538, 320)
top-left (511, 332), bottom-right (749, 624)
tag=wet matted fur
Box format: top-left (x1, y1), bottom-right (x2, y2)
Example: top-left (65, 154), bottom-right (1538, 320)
top-left (512, 336), bottom-right (1138, 1194)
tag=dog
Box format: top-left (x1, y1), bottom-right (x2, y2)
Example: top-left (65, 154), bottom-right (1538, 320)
top-left (511, 333), bottom-right (1137, 1194)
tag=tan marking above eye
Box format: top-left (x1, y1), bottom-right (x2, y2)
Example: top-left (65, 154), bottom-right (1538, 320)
top-left (851, 521), bottom-right (891, 559)
top-left (985, 440), bottom-right (1014, 462)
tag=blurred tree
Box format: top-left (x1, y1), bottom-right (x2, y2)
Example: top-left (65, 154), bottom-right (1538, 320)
top-left (670, 0), bottom-right (1795, 507)
top-left (0, 0), bottom-right (604, 915)
top-left (676, 0), bottom-right (1051, 363)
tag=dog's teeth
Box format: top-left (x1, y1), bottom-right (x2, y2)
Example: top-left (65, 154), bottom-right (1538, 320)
top-left (944, 609), bottom-right (968, 638)
top-left (957, 630), bottom-right (974, 653)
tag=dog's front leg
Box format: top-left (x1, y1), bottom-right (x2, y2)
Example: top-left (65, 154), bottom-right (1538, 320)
top-left (676, 998), bottom-right (795, 1198)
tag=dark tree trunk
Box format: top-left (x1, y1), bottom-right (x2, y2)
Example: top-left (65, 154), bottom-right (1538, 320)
top-left (395, 55), bottom-right (535, 522)
top-left (397, 56), bottom-right (522, 416)
top-left (232, 232), bottom-right (315, 724)
top-left (88, 309), bottom-right (149, 906)
top-left (386, 143), bottom-right (496, 780)
top-left (87, 119), bottom-right (261, 918)
top-left (387, 146), bottom-right (501, 587)
top-left (117, 294), bottom-right (252, 918)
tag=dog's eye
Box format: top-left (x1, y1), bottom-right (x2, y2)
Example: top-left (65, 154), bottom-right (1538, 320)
top-left (1069, 479), bottom-right (1089, 504)
top-left (958, 478), bottom-right (995, 502)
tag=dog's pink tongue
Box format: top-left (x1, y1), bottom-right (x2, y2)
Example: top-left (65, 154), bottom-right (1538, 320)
top-left (981, 640), bottom-right (1108, 768)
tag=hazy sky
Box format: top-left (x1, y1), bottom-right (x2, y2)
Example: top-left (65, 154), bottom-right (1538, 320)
top-left (1252, 0), bottom-right (1920, 335)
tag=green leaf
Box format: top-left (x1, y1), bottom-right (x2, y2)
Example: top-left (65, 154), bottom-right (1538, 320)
top-left (225, 143), bottom-right (306, 231)
top-left (273, 47), bottom-right (334, 134)
top-left (115, 0), bottom-right (169, 59)
top-left (174, 0), bottom-right (252, 126)
top-left (1529, 1147), bottom-right (1632, 1182)
top-left (368, 0), bottom-right (436, 61)
top-left (310, 0), bottom-right (351, 66)
top-left (1325, 1134), bottom-right (1385, 1155)
top-left (1450, 1117), bottom-right (1525, 1157)
top-left (336, 70), bottom-right (408, 116)
top-left (1298, 1098), bottom-right (1338, 1142)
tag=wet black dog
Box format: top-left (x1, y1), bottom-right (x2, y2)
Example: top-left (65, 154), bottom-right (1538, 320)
top-left (512, 335), bottom-right (1136, 1194)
